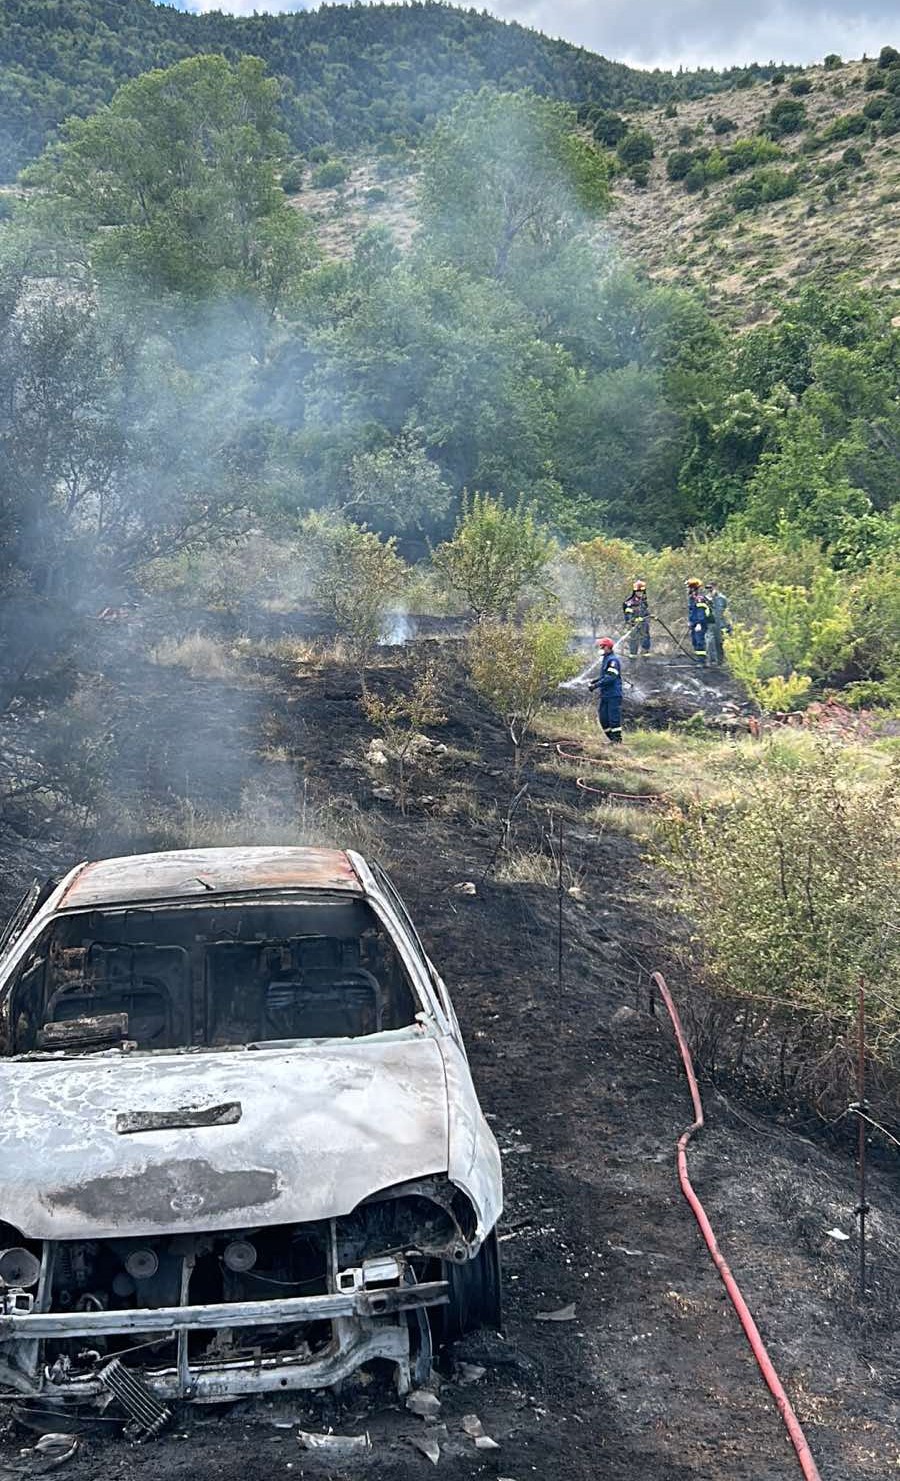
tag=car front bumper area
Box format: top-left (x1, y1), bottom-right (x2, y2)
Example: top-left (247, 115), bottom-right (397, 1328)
top-left (0, 1280), bottom-right (448, 1406)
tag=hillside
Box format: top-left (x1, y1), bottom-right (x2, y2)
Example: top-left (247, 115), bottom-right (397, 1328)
top-left (611, 56), bottom-right (900, 324)
top-left (284, 55), bottom-right (900, 327)
top-left (0, 0), bottom-right (788, 181)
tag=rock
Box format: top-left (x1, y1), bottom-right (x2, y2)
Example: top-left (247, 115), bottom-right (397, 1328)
top-left (452, 881), bottom-right (477, 896)
top-left (611, 1005), bottom-right (640, 1028)
top-left (407, 1389), bottom-right (442, 1419)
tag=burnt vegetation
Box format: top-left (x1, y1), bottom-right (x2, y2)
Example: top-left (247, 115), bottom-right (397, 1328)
top-left (0, 20), bottom-right (899, 1481)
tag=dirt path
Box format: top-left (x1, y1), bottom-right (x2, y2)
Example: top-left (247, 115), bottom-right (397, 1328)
top-left (1, 633), bottom-right (898, 1480)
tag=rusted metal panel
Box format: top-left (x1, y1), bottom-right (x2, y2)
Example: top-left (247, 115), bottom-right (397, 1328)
top-left (59, 847), bottom-right (362, 909)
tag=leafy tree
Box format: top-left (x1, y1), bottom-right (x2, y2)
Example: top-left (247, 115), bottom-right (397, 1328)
top-left (344, 434), bottom-right (451, 535)
top-left (467, 610), bottom-right (579, 768)
top-left (303, 514), bottom-right (407, 682)
top-left (420, 90), bottom-right (609, 280)
top-left (557, 536), bottom-right (643, 636)
top-left (27, 55), bottom-right (316, 302)
top-left (433, 494), bottom-right (554, 620)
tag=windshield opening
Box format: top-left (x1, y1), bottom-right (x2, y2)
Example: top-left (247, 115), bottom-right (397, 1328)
top-left (2, 897), bottom-right (419, 1055)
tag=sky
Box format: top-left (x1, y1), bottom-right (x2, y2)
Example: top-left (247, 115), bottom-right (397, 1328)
top-left (168, 1), bottom-right (897, 71)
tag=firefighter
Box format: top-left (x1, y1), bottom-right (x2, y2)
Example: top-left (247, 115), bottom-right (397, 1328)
top-left (686, 578), bottom-right (711, 667)
top-left (705, 582), bottom-right (732, 667)
top-left (588, 637), bottom-right (623, 743)
top-left (622, 579), bottom-right (651, 657)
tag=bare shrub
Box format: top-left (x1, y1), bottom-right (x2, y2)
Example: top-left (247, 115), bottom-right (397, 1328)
top-left (362, 661), bottom-right (446, 813)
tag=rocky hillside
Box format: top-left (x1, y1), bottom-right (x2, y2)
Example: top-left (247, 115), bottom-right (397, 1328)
top-left (284, 53), bottom-right (899, 327)
top-left (611, 55), bottom-right (900, 324)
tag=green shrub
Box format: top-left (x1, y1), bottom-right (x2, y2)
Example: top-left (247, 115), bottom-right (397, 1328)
top-left (865, 69), bottom-right (887, 91)
top-left (824, 112), bottom-right (867, 141)
top-left (677, 124), bottom-right (696, 146)
top-left (364, 185), bottom-right (388, 205)
top-left (790, 77), bottom-right (813, 96)
top-left (770, 71), bottom-right (786, 86)
top-left (887, 69), bottom-right (900, 95)
top-left (664, 100), bottom-right (678, 119)
top-left (768, 98), bottom-right (806, 136)
top-left (725, 135), bottom-right (782, 173)
top-left (864, 94), bottom-right (889, 119)
top-left (841, 146), bottom-right (864, 169)
top-left (307, 145), bottom-right (330, 163)
top-left (711, 114), bottom-right (737, 134)
top-left (732, 167), bottom-right (797, 211)
top-left (591, 110), bottom-right (628, 146)
top-left (280, 159), bottom-right (305, 193)
top-left (466, 611), bottom-right (579, 768)
top-left (311, 159), bottom-right (350, 189)
top-left (617, 129), bottom-right (655, 167)
top-left (657, 745), bottom-right (900, 1098)
top-left (823, 53), bottom-right (843, 70)
top-left (666, 149), bottom-right (696, 181)
top-left (684, 162), bottom-right (707, 193)
top-left (629, 160), bottom-right (651, 187)
top-left (877, 45), bottom-right (900, 69)
top-left (881, 106), bottom-right (900, 136)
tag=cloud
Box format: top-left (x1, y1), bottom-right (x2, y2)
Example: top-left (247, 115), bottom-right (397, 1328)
top-left (168, 0), bottom-right (896, 70)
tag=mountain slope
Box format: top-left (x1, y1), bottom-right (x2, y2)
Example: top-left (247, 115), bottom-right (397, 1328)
top-left (610, 57), bottom-right (900, 323)
top-left (0, 0), bottom-right (784, 181)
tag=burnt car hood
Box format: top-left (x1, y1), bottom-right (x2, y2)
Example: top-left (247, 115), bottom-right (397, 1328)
top-left (0, 1035), bottom-right (450, 1240)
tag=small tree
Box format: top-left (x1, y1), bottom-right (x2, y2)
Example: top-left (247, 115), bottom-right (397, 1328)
top-left (467, 611), bottom-right (580, 770)
top-left (362, 661), bottom-right (446, 813)
top-left (304, 515), bottom-right (407, 683)
top-left (345, 434), bottom-right (451, 533)
top-left (433, 493), bottom-right (554, 620)
top-left (558, 536), bottom-right (642, 637)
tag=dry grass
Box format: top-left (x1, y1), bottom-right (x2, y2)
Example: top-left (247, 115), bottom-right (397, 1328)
top-left (608, 57), bottom-right (900, 323)
top-left (113, 781), bottom-right (383, 859)
top-left (151, 632), bottom-right (243, 682)
top-left (495, 845), bottom-right (586, 891)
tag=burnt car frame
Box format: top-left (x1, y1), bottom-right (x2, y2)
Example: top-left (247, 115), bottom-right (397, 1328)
top-left (0, 847), bottom-right (502, 1423)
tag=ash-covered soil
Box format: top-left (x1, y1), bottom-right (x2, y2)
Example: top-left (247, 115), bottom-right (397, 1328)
top-left (1, 619), bottom-right (898, 1481)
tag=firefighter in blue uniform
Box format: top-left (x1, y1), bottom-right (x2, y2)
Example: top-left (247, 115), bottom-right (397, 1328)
top-left (686, 577), bottom-right (712, 667)
top-left (623, 579), bottom-right (651, 657)
top-left (589, 637), bottom-right (623, 743)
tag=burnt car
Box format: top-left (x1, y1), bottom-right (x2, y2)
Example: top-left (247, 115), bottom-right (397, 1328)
top-left (0, 847), bottom-right (502, 1427)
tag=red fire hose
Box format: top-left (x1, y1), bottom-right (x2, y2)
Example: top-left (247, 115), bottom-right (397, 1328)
top-left (650, 971), bottom-right (823, 1481)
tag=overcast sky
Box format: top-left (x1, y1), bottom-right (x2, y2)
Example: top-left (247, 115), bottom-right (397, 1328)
top-left (170, 1), bottom-right (896, 70)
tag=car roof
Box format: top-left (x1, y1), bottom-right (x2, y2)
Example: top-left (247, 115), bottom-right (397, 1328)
top-left (57, 847), bottom-right (364, 910)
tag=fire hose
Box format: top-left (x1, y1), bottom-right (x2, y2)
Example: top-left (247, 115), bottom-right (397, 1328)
top-left (650, 971), bottom-right (823, 1481)
top-left (555, 741), bottom-right (666, 806)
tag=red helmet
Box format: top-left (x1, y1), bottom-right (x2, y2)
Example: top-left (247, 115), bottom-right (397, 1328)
top-left (595, 637), bottom-right (615, 650)
top-left (633, 579), bottom-right (647, 591)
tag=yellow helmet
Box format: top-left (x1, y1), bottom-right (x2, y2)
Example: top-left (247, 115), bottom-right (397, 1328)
top-left (686, 577), bottom-right (701, 588)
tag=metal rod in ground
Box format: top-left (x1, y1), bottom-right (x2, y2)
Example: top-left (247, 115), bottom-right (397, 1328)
top-left (857, 977), bottom-right (869, 1300)
top-left (557, 816), bottom-right (564, 1001)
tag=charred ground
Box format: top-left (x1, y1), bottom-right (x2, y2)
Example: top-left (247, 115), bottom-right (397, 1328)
top-left (0, 613), bottom-right (898, 1480)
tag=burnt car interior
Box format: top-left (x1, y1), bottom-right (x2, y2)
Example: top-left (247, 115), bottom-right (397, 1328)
top-left (4, 897), bottom-right (419, 1055)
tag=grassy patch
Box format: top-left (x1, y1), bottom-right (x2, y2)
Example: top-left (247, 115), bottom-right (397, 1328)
top-left (151, 632), bottom-right (243, 681)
